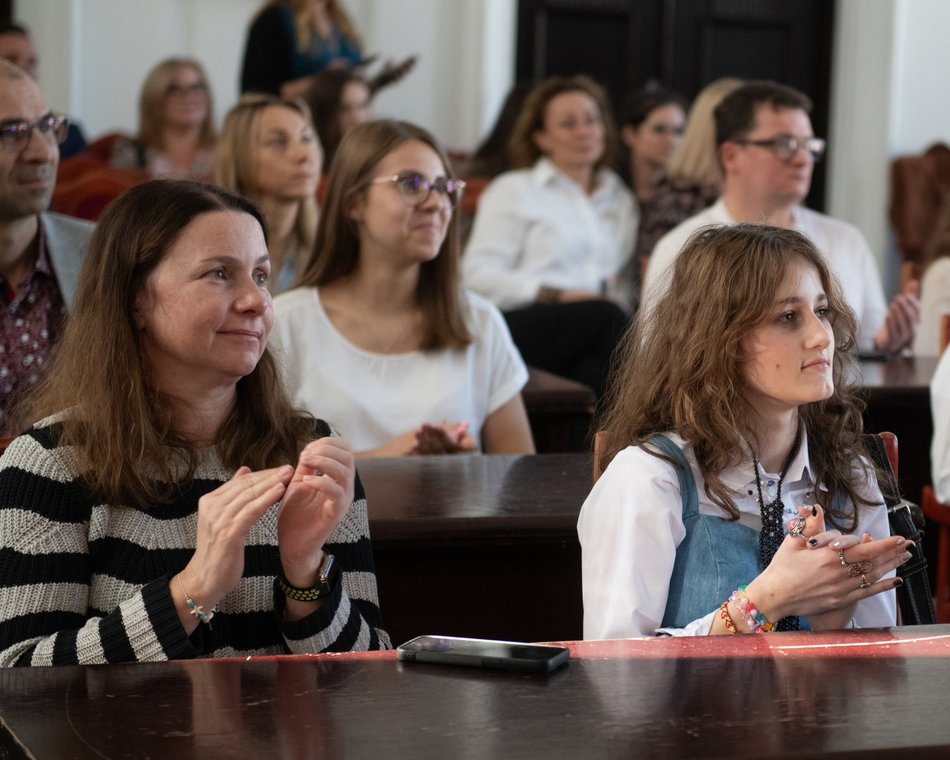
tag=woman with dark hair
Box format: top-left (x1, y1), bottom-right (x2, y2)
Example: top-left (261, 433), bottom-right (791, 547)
top-left (110, 58), bottom-right (216, 181)
top-left (302, 68), bottom-right (371, 172)
top-left (618, 86), bottom-right (686, 292)
top-left (620, 87), bottom-right (686, 203)
top-left (272, 120), bottom-right (534, 457)
top-left (0, 180), bottom-right (389, 666)
top-left (579, 224), bottom-right (909, 638)
top-left (462, 82), bottom-right (532, 179)
top-left (463, 75), bottom-right (636, 396)
top-left (216, 94), bottom-right (322, 293)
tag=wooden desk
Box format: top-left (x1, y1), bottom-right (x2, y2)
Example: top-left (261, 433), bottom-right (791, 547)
top-left (521, 367), bottom-right (596, 452)
top-left (360, 454), bottom-right (591, 645)
top-left (3, 628), bottom-right (950, 758)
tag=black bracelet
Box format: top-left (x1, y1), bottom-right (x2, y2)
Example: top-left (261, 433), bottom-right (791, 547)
top-left (277, 554), bottom-right (338, 602)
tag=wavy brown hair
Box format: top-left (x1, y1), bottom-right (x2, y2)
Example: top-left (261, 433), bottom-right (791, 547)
top-left (294, 119), bottom-right (471, 350)
top-left (597, 224), bottom-right (872, 529)
top-left (508, 74), bottom-right (618, 172)
top-left (17, 180), bottom-right (314, 508)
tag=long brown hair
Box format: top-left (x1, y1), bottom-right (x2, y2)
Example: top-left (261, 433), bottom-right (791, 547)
top-left (294, 119), bottom-right (471, 350)
top-left (508, 75), bottom-right (618, 172)
top-left (18, 180), bottom-right (314, 508)
top-left (597, 224), bottom-right (870, 528)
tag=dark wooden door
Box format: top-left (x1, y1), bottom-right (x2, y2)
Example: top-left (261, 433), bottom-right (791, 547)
top-left (516, 0), bottom-right (835, 209)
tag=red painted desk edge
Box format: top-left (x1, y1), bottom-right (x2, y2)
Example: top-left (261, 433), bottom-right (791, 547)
top-left (220, 625), bottom-right (950, 665)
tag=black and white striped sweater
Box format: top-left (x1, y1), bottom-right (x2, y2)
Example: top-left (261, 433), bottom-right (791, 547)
top-left (0, 418), bottom-right (390, 666)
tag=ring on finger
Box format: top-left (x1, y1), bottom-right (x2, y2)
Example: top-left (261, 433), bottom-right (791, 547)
top-left (787, 516), bottom-right (808, 539)
top-left (848, 560), bottom-right (873, 577)
top-left (859, 573), bottom-right (871, 590)
top-left (838, 549), bottom-right (850, 566)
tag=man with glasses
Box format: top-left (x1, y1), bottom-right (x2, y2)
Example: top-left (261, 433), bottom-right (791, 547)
top-left (0, 23), bottom-right (87, 159)
top-left (644, 80), bottom-right (917, 354)
top-left (0, 60), bottom-right (93, 435)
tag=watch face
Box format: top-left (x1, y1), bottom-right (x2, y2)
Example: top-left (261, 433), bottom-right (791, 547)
top-left (319, 554), bottom-right (338, 591)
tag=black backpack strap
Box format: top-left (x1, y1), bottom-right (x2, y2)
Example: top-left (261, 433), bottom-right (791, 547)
top-left (862, 433), bottom-right (936, 626)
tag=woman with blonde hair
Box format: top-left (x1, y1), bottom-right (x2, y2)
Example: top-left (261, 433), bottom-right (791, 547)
top-left (0, 180), bottom-right (388, 665)
top-left (216, 94), bottom-right (321, 293)
top-left (241, 0), bottom-right (363, 98)
top-left (271, 119), bottom-right (534, 457)
top-left (463, 75), bottom-right (636, 396)
top-left (580, 224), bottom-right (910, 639)
top-left (110, 57), bottom-right (216, 181)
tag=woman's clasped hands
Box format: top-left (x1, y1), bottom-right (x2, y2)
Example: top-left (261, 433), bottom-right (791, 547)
top-left (172, 437), bottom-right (355, 630)
top-left (744, 504), bottom-right (911, 631)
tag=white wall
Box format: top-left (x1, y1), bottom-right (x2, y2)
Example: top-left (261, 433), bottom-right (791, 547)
top-left (17, 0), bottom-right (514, 152)
top-left (828, 0), bottom-right (950, 294)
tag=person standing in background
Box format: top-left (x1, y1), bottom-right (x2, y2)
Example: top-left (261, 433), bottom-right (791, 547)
top-left (241, 0), bottom-right (364, 98)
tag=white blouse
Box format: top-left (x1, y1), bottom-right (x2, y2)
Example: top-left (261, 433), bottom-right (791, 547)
top-left (462, 158), bottom-right (637, 310)
top-left (270, 288), bottom-right (528, 451)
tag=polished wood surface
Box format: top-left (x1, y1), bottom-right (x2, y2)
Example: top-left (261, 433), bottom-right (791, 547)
top-left (521, 367), bottom-right (596, 452)
top-left (3, 628), bottom-right (950, 758)
top-left (360, 454), bottom-right (591, 645)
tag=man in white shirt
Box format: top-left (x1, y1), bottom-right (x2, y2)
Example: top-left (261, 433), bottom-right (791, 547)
top-left (643, 81), bottom-right (917, 354)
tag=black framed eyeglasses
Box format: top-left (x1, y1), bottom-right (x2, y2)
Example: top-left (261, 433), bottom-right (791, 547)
top-left (371, 172), bottom-right (466, 209)
top-left (732, 135), bottom-right (826, 161)
top-left (0, 113), bottom-right (69, 153)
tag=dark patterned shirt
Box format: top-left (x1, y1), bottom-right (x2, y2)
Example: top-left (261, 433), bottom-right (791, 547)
top-left (0, 222), bottom-right (66, 435)
top-left (624, 178), bottom-right (720, 307)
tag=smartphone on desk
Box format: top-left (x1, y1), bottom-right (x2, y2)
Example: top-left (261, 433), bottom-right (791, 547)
top-left (396, 635), bottom-right (569, 674)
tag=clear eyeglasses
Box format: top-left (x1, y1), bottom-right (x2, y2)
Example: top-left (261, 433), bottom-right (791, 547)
top-left (733, 135), bottom-right (827, 161)
top-left (0, 113), bottom-right (69, 153)
top-left (371, 172), bottom-right (466, 209)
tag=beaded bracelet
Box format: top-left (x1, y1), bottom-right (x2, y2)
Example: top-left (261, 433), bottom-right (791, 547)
top-left (729, 586), bottom-right (774, 633)
top-left (718, 601), bottom-right (738, 634)
top-left (177, 574), bottom-right (215, 626)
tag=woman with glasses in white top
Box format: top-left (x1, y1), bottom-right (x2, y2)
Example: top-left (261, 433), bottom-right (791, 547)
top-left (271, 120), bottom-right (535, 457)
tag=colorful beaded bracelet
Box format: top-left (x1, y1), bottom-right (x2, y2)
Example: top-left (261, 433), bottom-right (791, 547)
top-left (729, 585), bottom-right (774, 633)
top-left (718, 601), bottom-right (738, 634)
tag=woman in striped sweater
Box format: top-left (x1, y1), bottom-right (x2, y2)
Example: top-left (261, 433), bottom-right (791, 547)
top-left (0, 179), bottom-right (389, 666)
